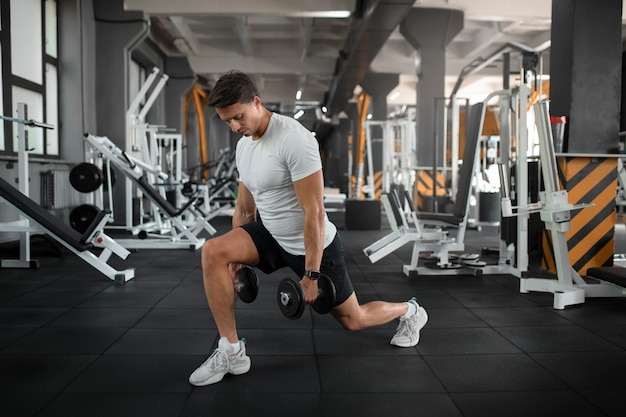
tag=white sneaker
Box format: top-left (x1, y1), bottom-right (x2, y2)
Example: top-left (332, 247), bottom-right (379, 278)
top-left (390, 298), bottom-right (428, 347)
top-left (189, 337), bottom-right (251, 386)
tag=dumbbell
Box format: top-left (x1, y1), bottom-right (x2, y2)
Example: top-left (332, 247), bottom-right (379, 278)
top-left (234, 266), bottom-right (259, 303)
top-left (277, 273), bottom-right (336, 320)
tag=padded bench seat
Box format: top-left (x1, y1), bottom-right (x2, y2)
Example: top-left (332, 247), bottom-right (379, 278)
top-left (0, 176), bottom-right (99, 252)
top-left (586, 266), bottom-right (626, 288)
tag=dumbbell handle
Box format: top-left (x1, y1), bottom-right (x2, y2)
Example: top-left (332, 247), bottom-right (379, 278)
top-left (279, 286), bottom-right (323, 306)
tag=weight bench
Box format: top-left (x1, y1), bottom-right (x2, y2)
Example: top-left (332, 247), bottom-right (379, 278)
top-left (83, 134), bottom-right (216, 250)
top-left (0, 176), bottom-right (134, 283)
top-left (363, 102), bottom-right (486, 277)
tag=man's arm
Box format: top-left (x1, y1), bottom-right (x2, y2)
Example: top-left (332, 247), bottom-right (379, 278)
top-left (293, 169), bottom-right (326, 303)
top-left (232, 181), bottom-right (257, 229)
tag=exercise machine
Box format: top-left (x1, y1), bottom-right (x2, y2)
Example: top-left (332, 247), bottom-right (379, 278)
top-left (83, 134), bottom-right (216, 250)
top-left (0, 103), bottom-right (134, 282)
top-left (363, 102), bottom-right (486, 276)
top-left (501, 100), bottom-right (626, 308)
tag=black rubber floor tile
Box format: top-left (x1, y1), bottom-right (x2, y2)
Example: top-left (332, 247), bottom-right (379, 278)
top-left (135, 308), bottom-right (216, 329)
top-left (587, 322), bottom-right (626, 349)
top-left (417, 328), bottom-right (521, 355)
top-left (153, 288), bottom-right (211, 309)
top-left (2, 327), bottom-right (125, 355)
top-left (497, 325), bottom-right (622, 353)
top-left (181, 392), bottom-right (322, 417)
top-left (79, 289), bottom-right (168, 308)
top-left (400, 290), bottom-right (465, 309)
top-left (451, 291), bottom-right (541, 308)
top-left (0, 391), bottom-right (57, 417)
top-left (47, 307), bottom-right (149, 328)
top-left (314, 328), bottom-right (418, 356)
top-left (0, 280), bottom-right (50, 302)
top-left (0, 307), bottom-right (68, 327)
top-left (471, 306), bottom-right (573, 327)
top-left (236, 329), bottom-right (315, 355)
top-left (233, 306), bottom-right (314, 330)
top-left (579, 388), bottom-right (626, 417)
top-left (425, 354), bottom-right (567, 392)
top-left (36, 392), bottom-right (187, 417)
top-left (322, 393), bottom-right (462, 417)
top-left (552, 301), bottom-right (626, 326)
top-left (105, 328), bottom-right (215, 355)
top-left (530, 351), bottom-right (626, 389)
top-left (0, 354), bottom-right (96, 392)
top-left (64, 355), bottom-right (196, 393)
top-left (423, 308), bottom-right (488, 328)
top-left (4, 290), bottom-right (96, 308)
top-left (451, 391), bottom-right (607, 417)
top-left (318, 355), bottom-right (444, 393)
top-left (0, 327), bottom-right (33, 348)
top-left (419, 275), bottom-right (504, 294)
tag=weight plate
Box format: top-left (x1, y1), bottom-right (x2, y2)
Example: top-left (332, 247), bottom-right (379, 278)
top-left (312, 273), bottom-right (336, 315)
top-left (69, 204), bottom-right (100, 233)
top-left (277, 278), bottom-right (305, 320)
top-left (424, 261), bottom-right (463, 270)
top-left (70, 162), bottom-right (103, 193)
top-left (238, 266), bottom-right (259, 303)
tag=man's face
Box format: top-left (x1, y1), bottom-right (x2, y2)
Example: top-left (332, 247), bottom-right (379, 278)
top-left (215, 96), bottom-right (262, 137)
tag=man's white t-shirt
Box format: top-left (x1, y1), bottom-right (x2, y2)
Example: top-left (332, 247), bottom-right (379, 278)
top-left (235, 113), bottom-right (337, 255)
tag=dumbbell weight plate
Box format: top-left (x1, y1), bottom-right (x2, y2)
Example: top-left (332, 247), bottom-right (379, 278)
top-left (311, 273), bottom-right (337, 315)
top-left (237, 266), bottom-right (259, 303)
top-left (277, 278), bottom-right (305, 320)
top-left (69, 204), bottom-right (100, 233)
top-left (70, 162), bottom-right (103, 193)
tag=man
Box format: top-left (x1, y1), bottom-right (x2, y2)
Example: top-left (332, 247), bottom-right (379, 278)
top-left (189, 70), bottom-right (428, 386)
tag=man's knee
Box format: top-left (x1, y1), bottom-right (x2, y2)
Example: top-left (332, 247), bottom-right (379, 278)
top-left (201, 238), bottom-right (227, 266)
top-left (338, 318), bottom-right (364, 332)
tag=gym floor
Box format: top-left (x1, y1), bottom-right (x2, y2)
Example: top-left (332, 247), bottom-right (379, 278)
top-left (1, 215), bottom-right (625, 417)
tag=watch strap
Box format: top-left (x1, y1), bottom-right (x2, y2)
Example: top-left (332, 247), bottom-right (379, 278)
top-left (305, 269), bottom-right (321, 280)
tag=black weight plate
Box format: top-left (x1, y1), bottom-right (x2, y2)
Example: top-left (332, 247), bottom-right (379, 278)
top-left (312, 273), bottom-right (337, 315)
top-left (277, 278), bottom-right (305, 320)
top-left (70, 162), bottom-right (103, 193)
top-left (238, 266), bottom-right (259, 303)
top-left (69, 204), bottom-right (100, 233)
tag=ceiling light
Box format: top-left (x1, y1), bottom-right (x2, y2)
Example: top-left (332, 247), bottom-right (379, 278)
top-left (321, 105), bottom-right (328, 113)
top-left (389, 91), bottom-right (400, 101)
top-left (296, 90), bottom-right (302, 100)
top-left (294, 109), bottom-right (305, 119)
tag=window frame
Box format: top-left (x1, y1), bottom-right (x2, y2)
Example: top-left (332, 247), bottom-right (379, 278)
top-left (0, 0), bottom-right (58, 158)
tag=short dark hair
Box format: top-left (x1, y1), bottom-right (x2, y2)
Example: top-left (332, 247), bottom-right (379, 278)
top-left (207, 70), bottom-right (259, 108)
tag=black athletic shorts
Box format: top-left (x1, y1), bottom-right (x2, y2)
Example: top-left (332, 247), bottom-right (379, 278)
top-left (239, 221), bottom-right (355, 305)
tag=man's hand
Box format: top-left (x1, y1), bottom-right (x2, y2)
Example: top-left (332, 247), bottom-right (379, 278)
top-left (300, 276), bottom-right (319, 303)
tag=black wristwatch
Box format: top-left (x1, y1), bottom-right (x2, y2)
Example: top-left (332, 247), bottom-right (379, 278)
top-left (304, 269), bottom-right (321, 280)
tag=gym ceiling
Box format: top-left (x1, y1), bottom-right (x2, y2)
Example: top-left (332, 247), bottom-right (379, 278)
top-left (123, 0), bottom-right (607, 116)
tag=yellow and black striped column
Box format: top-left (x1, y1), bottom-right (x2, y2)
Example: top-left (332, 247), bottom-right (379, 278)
top-left (542, 157), bottom-right (617, 275)
top-left (415, 170), bottom-right (446, 211)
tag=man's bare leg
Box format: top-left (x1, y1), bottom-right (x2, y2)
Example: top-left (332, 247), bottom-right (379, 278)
top-left (200, 228), bottom-right (259, 343)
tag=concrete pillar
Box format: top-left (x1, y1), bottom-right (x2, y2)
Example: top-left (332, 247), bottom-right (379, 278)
top-left (550, 0), bottom-right (622, 153)
top-left (360, 72), bottom-right (399, 176)
top-left (544, 0), bottom-right (622, 274)
top-left (93, 0), bottom-right (150, 223)
top-left (400, 8), bottom-right (463, 168)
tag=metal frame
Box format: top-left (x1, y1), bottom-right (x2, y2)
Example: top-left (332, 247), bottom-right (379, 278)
top-left (84, 134), bottom-right (216, 250)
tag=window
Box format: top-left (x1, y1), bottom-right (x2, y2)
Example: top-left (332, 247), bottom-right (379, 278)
top-left (1, 0), bottom-right (58, 157)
